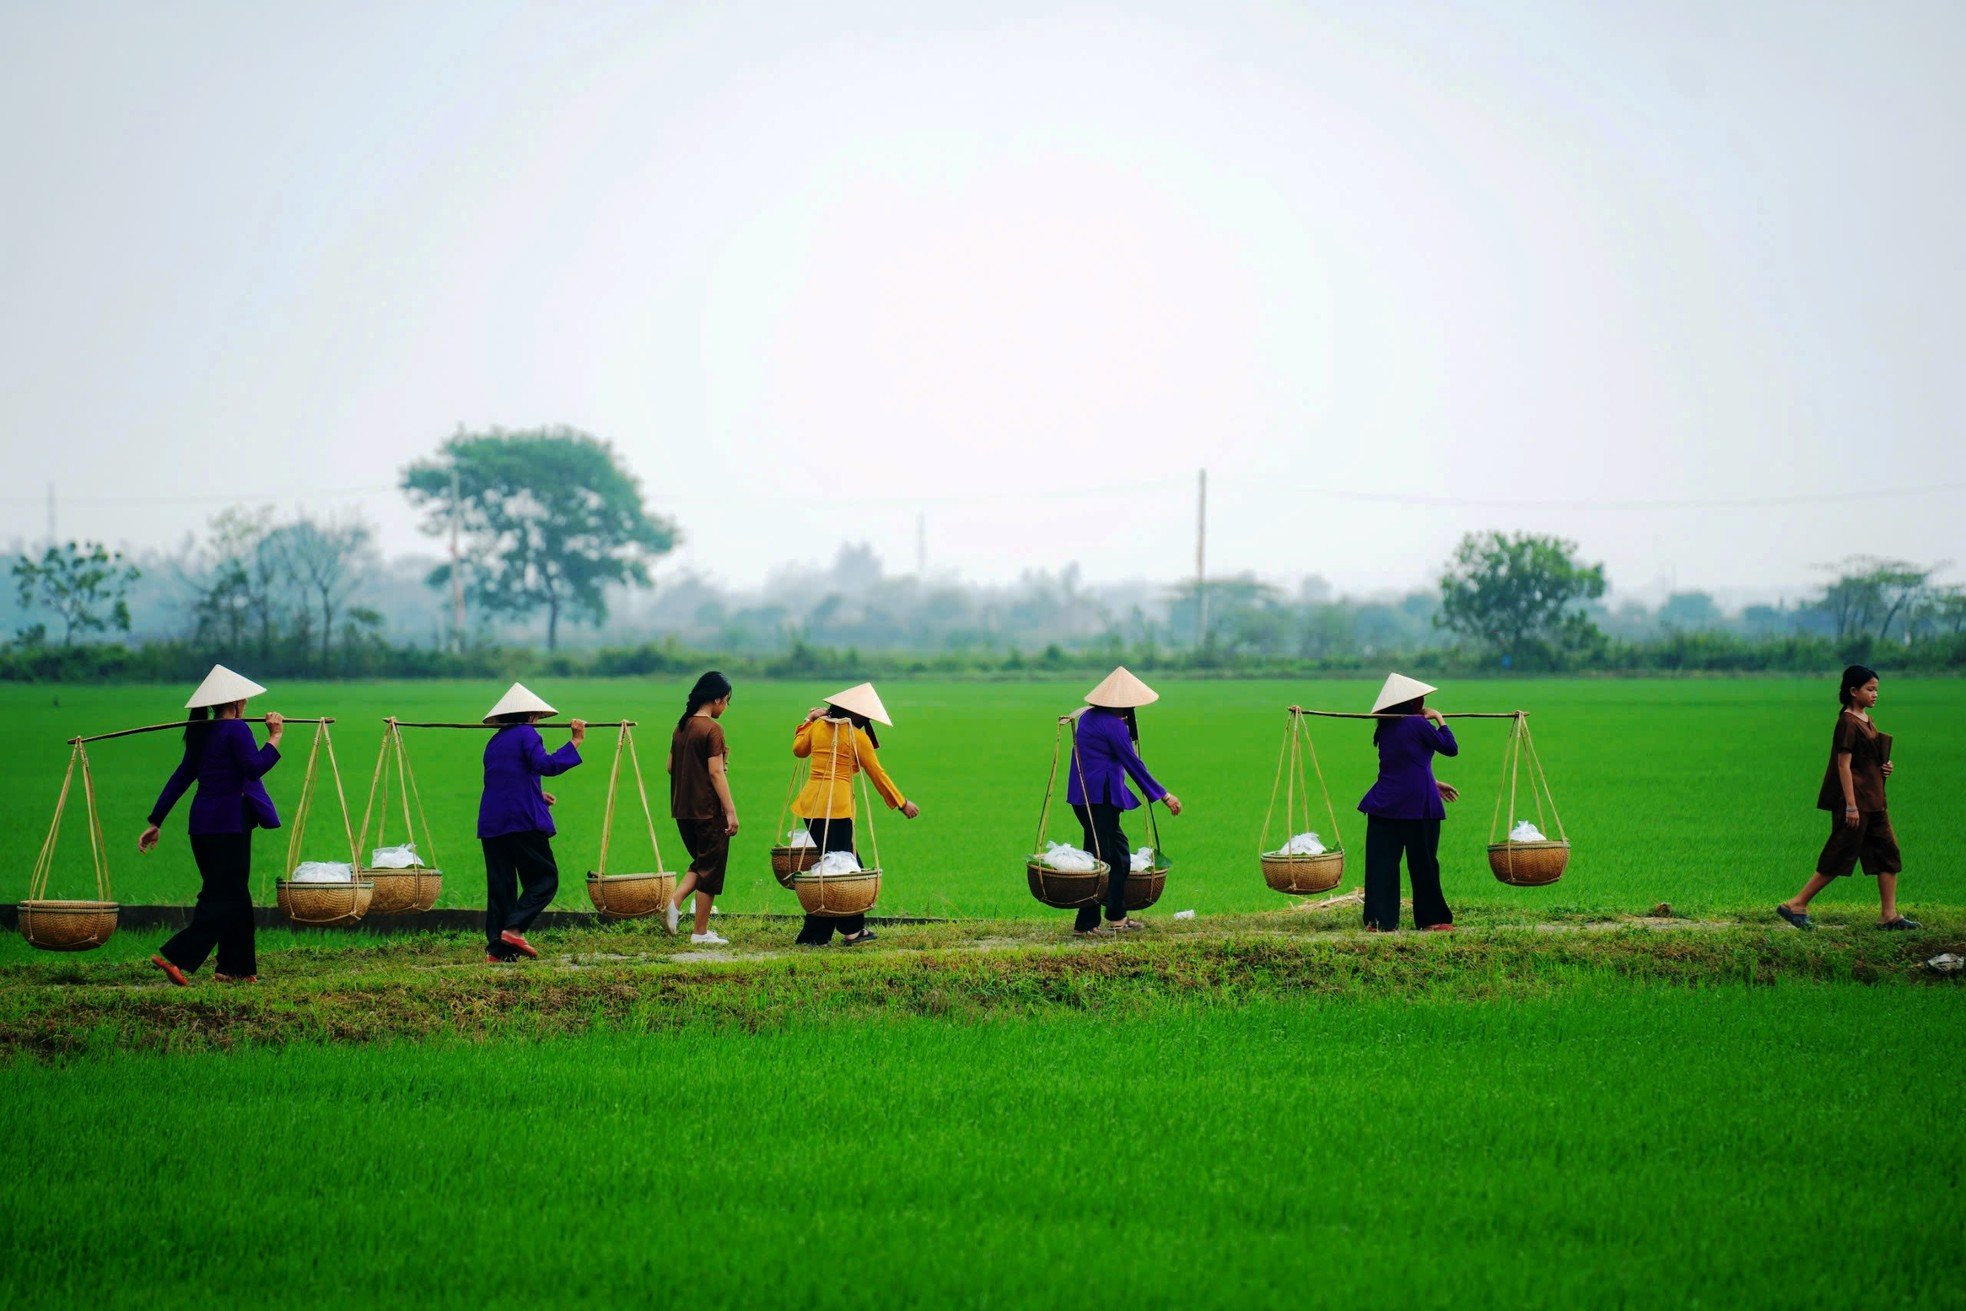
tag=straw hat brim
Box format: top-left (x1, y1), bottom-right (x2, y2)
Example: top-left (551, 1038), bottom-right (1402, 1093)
top-left (185, 664), bottom-right (268, 709)
top-left (1370, 672), bottom-right (1438, 715)
top-left (1084, 666), bottom-right (1159, 709)
top-left (483, 682), bottom-right (558, 724)
top-left (823, 682), bottom-right (892, 726)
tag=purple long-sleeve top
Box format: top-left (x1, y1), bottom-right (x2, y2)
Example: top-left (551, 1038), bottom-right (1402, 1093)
top-left (148, 719), bottom-right (282, 834)
top-left (1066, 707), bottom-right (1167, 811)
top-left (477, 724), bottom-right (582, 839)
top-left (1358, 715), bottom-right (1458, 821)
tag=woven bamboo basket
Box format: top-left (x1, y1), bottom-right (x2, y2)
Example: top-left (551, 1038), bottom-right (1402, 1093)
top-left (1487, 840), bottom-right (1569, 887)
top-left (1123, 863), bottom-right (1169, 911)
top-left (1026, 860), bottom-right (1109, 909)
top-left (277, 877), bottom-right (374, 927)
top-left (793, 868), bottom-right (881, 917)
top-left (365, 866), bottom-right (441, 915)
top-left (17, 899), bottom-right (120, 951)
top-left (585, 870), bottom-right (677, 920)
top-left (771, 844), bottom-right (820, 888)
top-left (1261, 851), bottom-right (1345, 895)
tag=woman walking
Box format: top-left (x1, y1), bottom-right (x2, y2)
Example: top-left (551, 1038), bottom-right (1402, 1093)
top-left (1066, 667), bottom-right (1182, 938)
top-left (1778, 665), bottom-right (1920, 931)
top-left (138, 665), bottom-right (284, 985)
top-left (1358, 672), bottom-right (1460, 933)
top-left (790, 682), bottom-right (919, 947)
top-left (478, 683), bottom-right (585, 963)
top-left (667, 671), bottom-right (738, 947)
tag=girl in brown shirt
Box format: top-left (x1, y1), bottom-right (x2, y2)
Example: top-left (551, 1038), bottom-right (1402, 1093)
top-left (1776, 665), bottom-right (1920, 931)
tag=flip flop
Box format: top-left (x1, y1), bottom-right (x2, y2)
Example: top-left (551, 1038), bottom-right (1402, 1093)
top-left (1073, 927), bottom-right (1112, 938)
top-left (151, 955), bottom-right (189, 987)
top-left (1775, 905), bottom-right (1815, 931)
top-left (1880, 916), bottom-right (1922, 931)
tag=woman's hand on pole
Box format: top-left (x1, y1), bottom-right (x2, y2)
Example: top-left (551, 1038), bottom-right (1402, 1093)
top-left (138, 824), bottom-right (160, 854)
top-left (1421, 707), bottom-right (1446, 726)
top-left (262, 711), bottom-right (284, 745)
top-left (901, 801), bottom-right (920, 819)
top-left (1163, 793), bottom-right (1182, 816)
top-left (568, 718), bottom-right (586, 747)
top-left (1436, 780), bottom-right (1460, 803)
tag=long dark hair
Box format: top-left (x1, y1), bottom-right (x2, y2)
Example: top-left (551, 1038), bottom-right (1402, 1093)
top-left (180, 704), bottom-right (214, 763)
top-left (679, 670), bottom-right (733, 731)
top-left (829, 704), bottom-right (878, 749)
top-left (1373, 696), bottom-right (1423, 747)
top-left (1838, 664), bottom-right (1879, 709)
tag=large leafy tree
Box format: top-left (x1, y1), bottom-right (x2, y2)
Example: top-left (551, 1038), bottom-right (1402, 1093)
top-left (12, 541), bottom-right (140, 645)
top-left (1437, 531), bottom-right (1607, 664)
top-left (402, 427), bottom-right (679, 649)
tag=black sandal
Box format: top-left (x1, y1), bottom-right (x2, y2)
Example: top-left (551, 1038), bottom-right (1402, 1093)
top-left (1880, 916), bottom-right (1922, 931)
top-left (1775, 904), bottom-right (1815, 931)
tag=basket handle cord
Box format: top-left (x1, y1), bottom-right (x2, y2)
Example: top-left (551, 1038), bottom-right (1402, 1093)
top-left (1259, 710), bottom-right (1343, 855)
top-left (275, 720), bottom-right (359, 898)
top-left (1067, 715), bottom-right (1104, 867)
top-left (29, 741), bottom-right (111, 902)
top-left (1031, 716), bottom-right (1066, 854)
top-left (1489, 713), bottom-right (1566, 844)
top-left (595, 723), bottom-right (667, 878)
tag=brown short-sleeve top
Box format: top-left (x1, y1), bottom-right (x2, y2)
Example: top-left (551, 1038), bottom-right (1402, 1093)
top-left (670, 716), bottom-right (729, 821)
top-left (1816, 711), bottom-right (1890, 813)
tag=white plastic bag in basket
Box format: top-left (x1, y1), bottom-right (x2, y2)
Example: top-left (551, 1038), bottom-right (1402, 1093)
top-left (1509, 821), bottom-right (1547, 843)
top-left (1266, 831), bottom-right (1326, 858)
top-left (370, 844), bottom-right (422, 868)
top-left (816, 850), bottom-right (862, 874)
top-left (291, 861), bottom-right (353, 884)
top-left (1038, 842), bottom-right (1098, 872)
top-left (1130, 846), bottom-right (1157, 872)
top-left (787, 829), bottom-right (817, 848)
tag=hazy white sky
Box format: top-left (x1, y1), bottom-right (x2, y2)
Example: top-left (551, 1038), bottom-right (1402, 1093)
top-left (2, 0), bottom-right (1961, 598)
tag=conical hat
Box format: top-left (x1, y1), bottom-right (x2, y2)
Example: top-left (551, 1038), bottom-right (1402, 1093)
top-left (824, 682), bottom-right (891, 726)
top-left (483, 682), bottom-right (557, 724)
top-left (1371, 672), bottom-right (1438, 714)
top-left (1084, 666), bottom-right (1159, 709)
top-left (185, 664), bottom-right (267, 709)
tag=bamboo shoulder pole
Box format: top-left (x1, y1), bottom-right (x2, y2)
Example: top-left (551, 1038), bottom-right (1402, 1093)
top-left (385, 720), bottom-right (635, 730)
top-left (1286, 706), bottom-right (1525, 720)
top-left (70, 716), bottom-right (333, 744)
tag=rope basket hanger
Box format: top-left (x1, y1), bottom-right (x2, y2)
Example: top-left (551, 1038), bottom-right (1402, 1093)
top-left (790, 717), bottom-right (882, 917)
top-left (1257, 708), bottom-right (1346, 896)
top-left (356, 719), bottom-right (444, 914)
top-left (1024, 714), bottom-right (1110, 910)
top-left (769, 757), bottom-right (819, 886)
top-left (1124, 797), bottom-right (1172, 911)
top-left (1488, 712), bottom-right (1570, 886)
top-left (272, 719), bottom-right (372, 927)
top-left (17, 740), bottom-right (118, 951)
top-left (585, 723), bottom-right (676, 920)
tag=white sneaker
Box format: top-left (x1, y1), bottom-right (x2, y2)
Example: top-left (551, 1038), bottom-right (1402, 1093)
top-left (690, 931), bottom-right (728, 946)
top-left (664, 897), bottom-right (680, 935)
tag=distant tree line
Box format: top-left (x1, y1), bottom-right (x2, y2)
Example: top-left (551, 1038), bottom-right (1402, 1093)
top-left (5, 428), bottom-right (1962, 681)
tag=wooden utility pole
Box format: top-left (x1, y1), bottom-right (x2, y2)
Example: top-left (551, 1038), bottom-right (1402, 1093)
top-left (449, 422), bottom-right (466, 652)
top-left (1195, 468), bottom-right (1208, 648)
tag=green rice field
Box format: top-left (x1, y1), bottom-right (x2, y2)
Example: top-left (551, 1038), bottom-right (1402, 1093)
top-left (4, 676), bottom-right (1963, 921)
top-left (2, 969), bottom-right (1960, 1309)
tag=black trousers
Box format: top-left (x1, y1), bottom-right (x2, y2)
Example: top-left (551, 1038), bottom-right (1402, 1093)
top-left (160, 831), bottom-right (257, 976)
top-left (1071, 802), bottom-right (1131, 931)
top-left (794, 816), bottom-right (865, 945)
top-left (1363, 815), bottom-right (1451, 930)
top-left (483, 830), bottom-right (560, 958)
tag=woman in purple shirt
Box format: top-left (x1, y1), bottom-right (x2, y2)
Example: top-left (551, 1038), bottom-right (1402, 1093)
top-left (477, 683), bottom-right (586, 963)
top-left (137, 665), bottom-right (284, 986)
top-left (1066, 667), bottom-right (1183, 937)
top-left (1358, 673), bottom-right (1461, 932)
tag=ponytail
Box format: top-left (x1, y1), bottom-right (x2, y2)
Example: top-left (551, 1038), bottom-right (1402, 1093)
top-left (678, 670), bottom-right (733, 731)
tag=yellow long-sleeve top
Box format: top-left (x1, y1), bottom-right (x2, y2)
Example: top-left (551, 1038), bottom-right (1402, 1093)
top-left (792, 716), bottom-right (906, 819)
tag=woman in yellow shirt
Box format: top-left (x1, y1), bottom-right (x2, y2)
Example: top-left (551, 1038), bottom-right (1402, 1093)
top-left (791, 682), bottom-right (920, 946)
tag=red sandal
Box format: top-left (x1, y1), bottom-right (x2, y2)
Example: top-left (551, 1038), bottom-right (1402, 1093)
top-left (499, 930), bottom-right (539, 959)
top-left (151, 955), bottom-right (189, 987)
